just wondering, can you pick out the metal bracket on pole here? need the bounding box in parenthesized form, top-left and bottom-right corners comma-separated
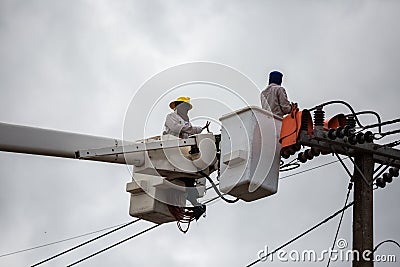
(298, 130, 400, 168)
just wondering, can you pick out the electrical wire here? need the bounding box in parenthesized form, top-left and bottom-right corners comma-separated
(335, 147, 384, 183)
(16, 157, 375, 265)
(279, 162, 301, 172)
(33, 161, 355, 266)
(64, 195, 221, 266)
(167, 185, 204, 234)
(9, 182, 219, 263)
(65, 123, 398, 266)
(349, 111, 382, 133)
(246, 143, 395, 267)
(375, 129, 400, 140)
(281, 157, 297, 167)
(207, 158, 351, 203)
(31, 219, 141, 267)
(2, 183, 219, 260)
(66, 224, 161, 267)
(374, 163, 385, 176)
(280, 158, 301, 172)
(332, 151, 353, 180)
(373, 239, 400, 253)
(0, 222, 130, 259)
(384, 139, 400, 148)
(13, 101, 393, 265)
(324, 153, 354, 267)
(373, 163, 392, 182)
(203, 195, 220, 205)
(326, 181, 353, 267)
(279, 158, 345, 180)
(342, 149, 372, 186)
(206, 182, 219, 191)
(167, 205, 195, 233)
(308, 101, 394, 138)
(22, 159, 355, 265)
(245, 201, 354, 267)
(308, 100, 364, 128)
(199, 170, 240, 203)
(363, 118, 400, 131)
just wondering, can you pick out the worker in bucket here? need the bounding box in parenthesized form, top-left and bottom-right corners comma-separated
(260, 71, 295, 117)
(164, 96, 210, 138)
(164, 96, 209, 218)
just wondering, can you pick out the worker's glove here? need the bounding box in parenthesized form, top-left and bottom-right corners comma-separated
(290, 102, 298, 118)
(202, 121, 211, 133)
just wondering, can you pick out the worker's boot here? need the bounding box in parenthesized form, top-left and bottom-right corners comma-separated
(192, 205, 206, 220)
(182, 178, 206, 220)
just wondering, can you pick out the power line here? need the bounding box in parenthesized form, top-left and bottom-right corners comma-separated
(204, 160, 342, 202)
(0, 222, 130, 259)
(15, 158, 358, 266)
(16, 158, 349, 265)
(33, 193, 221, 266)
(12, 160, 343, 261)
(64, 192, 225, 266)
(384, 139, 400, 147)
(363, 118, 400, 131)
(13, 157, 333, 259)
(16, 161, 335, 261)
(202, 163, 346, 206)
(2, 181, 218, 261)
(4, 184, 219, 263)
(326, 181, 353, 267)
(377, 129, 400, 138)
(245, 201, 354, 267)
(66, 224, 161, 267)
(373, 163, 392, 181)
(203, 195, 220, 205)
(31, 219, 141, 267)
(279, 158, 343, 180)
(373, 239, 400, 253)
(333, 151, 353, 179)
(351, 110, 382, 133)
(308, 100, 364, 128)
(200, 170, 239, 203)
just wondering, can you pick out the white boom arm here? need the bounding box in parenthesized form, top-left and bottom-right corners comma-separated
(0, 122, 134, 164)
(0, 106, 282, 225)
(0, 121, 218, 225)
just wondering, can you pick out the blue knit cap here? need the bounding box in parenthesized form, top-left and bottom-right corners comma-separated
(269, 71, 283, 85)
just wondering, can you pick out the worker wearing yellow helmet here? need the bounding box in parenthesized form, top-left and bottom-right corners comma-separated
(163, 96, 209, 217)
(164, 96, 210, 139)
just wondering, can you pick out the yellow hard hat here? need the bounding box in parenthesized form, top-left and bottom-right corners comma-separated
(169, 96, 193, 110)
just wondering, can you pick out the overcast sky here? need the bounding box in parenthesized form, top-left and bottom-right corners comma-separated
(1, 1, 399, 266)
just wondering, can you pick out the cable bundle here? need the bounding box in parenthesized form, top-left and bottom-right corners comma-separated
(167, 205, 196, 233)
(165, 188, 197, 233)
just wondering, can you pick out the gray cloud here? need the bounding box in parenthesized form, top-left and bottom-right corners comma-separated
(0, 1, 399, 266)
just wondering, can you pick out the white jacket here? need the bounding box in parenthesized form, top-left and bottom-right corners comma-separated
(260, 83, 292, 117)
(164, 111, 202, 139)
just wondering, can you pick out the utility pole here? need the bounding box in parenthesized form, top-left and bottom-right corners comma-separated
(291, 109, 400, 267)
(352, 153, 374, 267)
